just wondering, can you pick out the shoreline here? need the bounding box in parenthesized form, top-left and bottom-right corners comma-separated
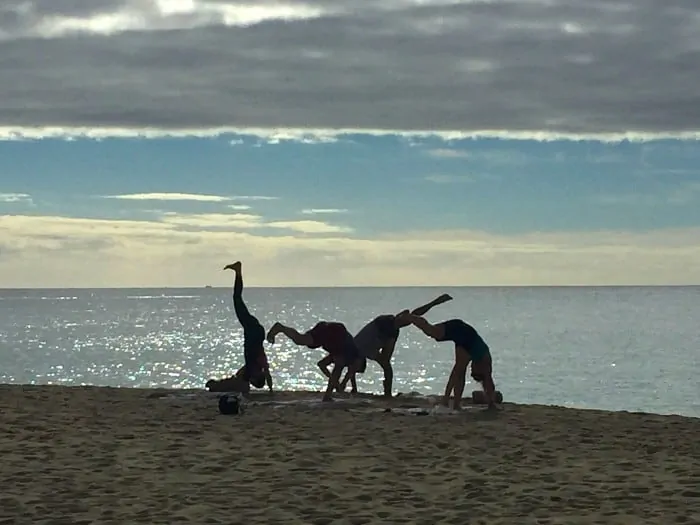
(3, 383, 698, 420)
(2, 384, 700, 523)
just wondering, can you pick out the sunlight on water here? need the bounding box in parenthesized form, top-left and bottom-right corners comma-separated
(1, 287, 699, 416)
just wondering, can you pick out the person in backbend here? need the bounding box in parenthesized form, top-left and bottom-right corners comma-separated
(332, 293, 455, 397)
(205, 261, 272, 394)
(407, 314, 498, 411)
(265, 319, 362, 402)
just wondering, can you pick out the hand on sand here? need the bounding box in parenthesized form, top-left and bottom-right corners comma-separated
(223, 261, 242, 271)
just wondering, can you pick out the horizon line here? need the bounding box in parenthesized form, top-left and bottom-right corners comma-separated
(1, 284, 699, 291)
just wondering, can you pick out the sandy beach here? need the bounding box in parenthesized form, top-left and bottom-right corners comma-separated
(1, 385, 699, 525)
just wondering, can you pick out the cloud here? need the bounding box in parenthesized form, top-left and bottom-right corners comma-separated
(425, 149, 471, 159)
(101, 192, 278, 202)
(2, 0, 700, 143)
(1, 213, 700, 287)
(159, 211, 352, 234)
(160, 212, 264, 229)
(424, 174, 475, 184)
(103, 192, 232, 202)
(593, 181, 700, 206)
(267, 220, 351, 234)
(0, 193, 33, 204)
(301, 208, 348, 215)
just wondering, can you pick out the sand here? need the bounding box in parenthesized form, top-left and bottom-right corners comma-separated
(1, 385, 699, 525)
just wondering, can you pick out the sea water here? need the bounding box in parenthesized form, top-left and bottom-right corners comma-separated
(1, 286, 698, 417)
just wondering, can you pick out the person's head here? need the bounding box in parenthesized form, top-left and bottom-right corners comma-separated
(250, 374, 266, 389)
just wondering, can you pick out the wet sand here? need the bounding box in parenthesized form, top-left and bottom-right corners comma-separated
(1, 384, 699, 524)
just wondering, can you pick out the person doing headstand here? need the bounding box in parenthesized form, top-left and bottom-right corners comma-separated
(205, 261, 273, 393)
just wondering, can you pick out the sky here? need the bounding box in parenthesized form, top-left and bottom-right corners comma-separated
(1, 0, 700, 287)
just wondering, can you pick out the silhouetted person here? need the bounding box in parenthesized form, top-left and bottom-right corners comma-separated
(206, 261, 272, 393)
(335, 293, 454, 396)
(408, 315, 498, 410)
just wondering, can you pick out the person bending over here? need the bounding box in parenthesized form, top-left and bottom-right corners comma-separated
(206, 261, 272, 393)
(334, 293, 454, 397)
(266, 320, 361, 402)
(408, 315, 498, 411)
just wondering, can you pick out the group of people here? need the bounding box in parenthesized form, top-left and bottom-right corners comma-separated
(205, 261, 499, 410)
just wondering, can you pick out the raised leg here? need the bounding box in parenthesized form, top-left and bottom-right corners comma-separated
(225, 261, 262, 331)
(411, 293, 453, 316)
(267, 322, 314, 346)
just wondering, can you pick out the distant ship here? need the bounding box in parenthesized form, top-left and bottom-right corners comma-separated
(205, 285, 213, 289)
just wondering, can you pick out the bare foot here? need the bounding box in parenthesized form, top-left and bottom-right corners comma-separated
(266, 323, 281, 344)
(437, 293, 453, 303)
(322, 395, 334, 403)
(224, 261, 242, 271)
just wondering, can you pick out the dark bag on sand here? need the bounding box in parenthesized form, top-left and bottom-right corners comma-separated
(218, 394, 244, 415)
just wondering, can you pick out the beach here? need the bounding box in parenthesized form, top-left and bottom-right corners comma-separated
(1, 385, 699, 524)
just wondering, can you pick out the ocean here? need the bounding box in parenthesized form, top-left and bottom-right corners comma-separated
(1, 286, 698, 418)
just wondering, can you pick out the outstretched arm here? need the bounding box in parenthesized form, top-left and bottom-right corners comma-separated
(481, 374, 497, 408)
(323, 363, 344, 402)
(338, 369, 358, 393)
(317, 354, 333, 379)
(265, 369, 274, 393)
(408, 314, 446, 340)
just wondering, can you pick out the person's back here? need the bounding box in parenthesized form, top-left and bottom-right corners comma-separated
(354, 315, 399, 360)
(441, 319, 488, 357)
(308, 321, 354, 353)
